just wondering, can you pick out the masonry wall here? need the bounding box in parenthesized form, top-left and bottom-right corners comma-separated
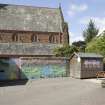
(0, 58, 20, 80)
(0, 31, 63, 44)
(0, 57, 69, 80)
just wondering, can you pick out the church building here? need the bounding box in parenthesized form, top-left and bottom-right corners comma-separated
(0, 4, 69, 56)
(0, 4, 70, 80)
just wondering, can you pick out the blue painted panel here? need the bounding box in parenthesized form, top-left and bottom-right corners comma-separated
(0, 71, 7, 80)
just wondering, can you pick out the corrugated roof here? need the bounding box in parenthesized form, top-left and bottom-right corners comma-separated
(0, 4, 63, 32)
(0, 43, 63, 56)
(75, 52, 103, 58)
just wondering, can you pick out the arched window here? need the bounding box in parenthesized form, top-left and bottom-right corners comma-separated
(12, 33, 18, 42)
(49, 35, 54, 43)
(31, 35, 37, 42)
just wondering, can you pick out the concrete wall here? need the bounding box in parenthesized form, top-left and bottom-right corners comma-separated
(0, 57, 69, 80)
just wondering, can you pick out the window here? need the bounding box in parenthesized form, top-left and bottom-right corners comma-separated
(49, 35, 54, 43)
(0, 35, 2, 40)
(31, 35, 37, 42)
(12, 33, 18, 42)
(55, 36, 58, 43)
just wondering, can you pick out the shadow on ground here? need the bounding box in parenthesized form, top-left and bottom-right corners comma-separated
(0, 79, 28, 87)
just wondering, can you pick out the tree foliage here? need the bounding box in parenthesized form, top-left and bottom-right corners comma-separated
(86, 32, 105, 56)
(83, 19, 99, 43)
(72, 40, 86, 52)
(54, 44, 78, 57)
(0, 4, 8, 10)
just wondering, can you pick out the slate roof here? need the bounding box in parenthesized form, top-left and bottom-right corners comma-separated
(0, 4, 63, 32)
(0, 43, 62, 56)
(75, 52, 103, 58)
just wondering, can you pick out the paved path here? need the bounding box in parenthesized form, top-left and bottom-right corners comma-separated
(0, 78, 105, 105)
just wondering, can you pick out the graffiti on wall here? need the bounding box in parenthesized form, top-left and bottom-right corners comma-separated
(21, 58, 67, 79)
(21, 64, 66, 79)
(0, 58, 20, 80)
(0, 57, 67, 80)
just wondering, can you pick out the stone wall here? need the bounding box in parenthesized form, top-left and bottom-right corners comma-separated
(0, 57, 70, 80)
(20, 57, 69, 79)
(0, 31, 63, 44)
(0, 43, 63, 56)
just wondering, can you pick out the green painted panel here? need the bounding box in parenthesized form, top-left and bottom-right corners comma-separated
(0, 58, 20, 80)
(21, 63, 66, 79)
(0, 58, 68, 80)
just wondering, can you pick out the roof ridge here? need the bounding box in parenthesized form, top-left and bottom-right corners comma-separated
(0, 3, 59, 10)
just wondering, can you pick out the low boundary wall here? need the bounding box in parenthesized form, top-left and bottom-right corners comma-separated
(0, 57, 70, 80)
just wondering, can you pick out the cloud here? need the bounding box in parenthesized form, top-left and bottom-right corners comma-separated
(80, 17, 105, 34)
(67, 4, 88, 17)
(71, 4, 88, 12)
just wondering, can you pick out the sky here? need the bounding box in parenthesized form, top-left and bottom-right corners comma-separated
(0, 0, 105, 44)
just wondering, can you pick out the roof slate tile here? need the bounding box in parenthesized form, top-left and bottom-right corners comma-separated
(0, 4, 63, 32)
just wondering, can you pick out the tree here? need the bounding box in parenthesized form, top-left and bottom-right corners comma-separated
(0, 4, 8, 10)
(86, 31, 105, 56)
(54, 44, 78, 57)
(72, 40, 86, 52)
(83, 19, 99, 43)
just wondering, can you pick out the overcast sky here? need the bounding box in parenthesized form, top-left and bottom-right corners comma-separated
(0, 0, 105, 43)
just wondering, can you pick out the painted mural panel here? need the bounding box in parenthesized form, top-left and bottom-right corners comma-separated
(0, 58, 20, 80)
(20, 58, 67, 79)
(0, 57, 68, 80)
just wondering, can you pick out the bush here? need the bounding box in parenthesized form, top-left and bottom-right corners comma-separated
(54, 44, 78, 57)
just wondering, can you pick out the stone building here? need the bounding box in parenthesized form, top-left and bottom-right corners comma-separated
(0, 4, 70, 80)
(0, 4, 69, 56)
